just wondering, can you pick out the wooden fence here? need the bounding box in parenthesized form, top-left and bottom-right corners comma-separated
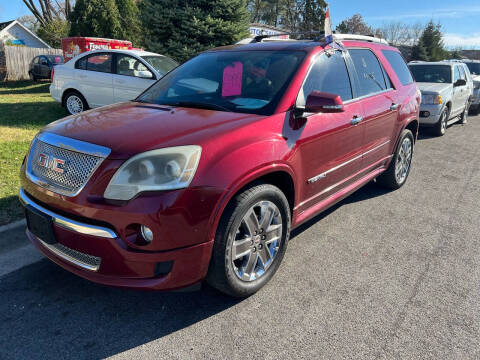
(0, 45, 62, 81)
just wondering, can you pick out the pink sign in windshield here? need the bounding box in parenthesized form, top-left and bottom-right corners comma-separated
(222, 62, 243, 97)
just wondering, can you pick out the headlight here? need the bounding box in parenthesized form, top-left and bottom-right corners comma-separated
(421, 94, 442, 105)
(104, 145, 202, 200)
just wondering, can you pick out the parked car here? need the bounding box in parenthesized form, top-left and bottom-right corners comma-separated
(29, 55, 64, 81)
(20, 35, 420, 297)
(50, 49, 178, 115)
(460, 59, 480, 115)
(408, 61, 471, 136)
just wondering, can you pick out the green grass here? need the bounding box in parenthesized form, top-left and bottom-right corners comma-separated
(0, 81, 67, 225)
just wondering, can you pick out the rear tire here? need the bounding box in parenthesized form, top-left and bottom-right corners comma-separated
(469, 105, 479, 116)
(206, 183, 291, 297)
(376, 129, 414, 190)
(63, 91, 88, 115)
(459, 101, 469, 124)
(433, 108, 448, 136)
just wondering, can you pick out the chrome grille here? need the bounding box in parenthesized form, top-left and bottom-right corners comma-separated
(26, 133, 110, 197)
(40, 239, 101, 271)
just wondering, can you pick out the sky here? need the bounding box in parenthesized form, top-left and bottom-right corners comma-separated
(1, 0, 480, 48)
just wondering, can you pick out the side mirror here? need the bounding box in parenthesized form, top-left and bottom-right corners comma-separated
(137, 70, 153, 79)
(305, 91, 344, 113)
(454, 79, 467, 87)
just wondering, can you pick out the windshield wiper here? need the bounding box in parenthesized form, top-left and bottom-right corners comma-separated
(167, 101, 230, 112)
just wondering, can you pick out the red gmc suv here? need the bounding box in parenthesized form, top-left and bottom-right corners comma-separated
(20, 35, 420, 297)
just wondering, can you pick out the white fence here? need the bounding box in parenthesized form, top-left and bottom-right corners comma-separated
(0, 45, 62, 81)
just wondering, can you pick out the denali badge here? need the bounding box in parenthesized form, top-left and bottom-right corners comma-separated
(37, 153, 66, 174)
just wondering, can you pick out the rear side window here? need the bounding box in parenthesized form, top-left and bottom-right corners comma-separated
(349, 49, 387, 97)
(87, 54, 112, 73)
(382, 50, 413, 86)
(298, 51, 353, 106)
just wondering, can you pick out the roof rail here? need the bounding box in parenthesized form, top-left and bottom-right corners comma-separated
(236, 32, 389, 45)
(333, 34, 388, 45)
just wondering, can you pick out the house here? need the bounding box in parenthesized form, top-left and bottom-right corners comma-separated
(0, 20, 50, 48)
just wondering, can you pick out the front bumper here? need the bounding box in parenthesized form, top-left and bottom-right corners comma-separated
(19, 187, 215, 291)
(419, 104, 443, 125)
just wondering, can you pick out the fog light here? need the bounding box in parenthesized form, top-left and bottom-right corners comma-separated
(141, 225, 154, 243)
(420, 111, 430, 118)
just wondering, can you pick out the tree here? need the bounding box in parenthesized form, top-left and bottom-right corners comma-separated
(410, 40, 429, 61)
(336, 14, 375, 36)
(21, 0, 72, 47)
(141, 0, 250, 63)
(114, 0, 142, 45)
(419, 21, 448, 61)
(17, 15, 40, 32)
(298, 0, 326, 33)
(70, 0, 122, 39)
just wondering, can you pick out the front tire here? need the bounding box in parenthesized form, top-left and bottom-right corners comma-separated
(433, 108, 448, 136)
(64, 91, 88, 115)
(207, 184, 291, 297)
(29, 71, 36, 82)
(376, 129, 414, 190)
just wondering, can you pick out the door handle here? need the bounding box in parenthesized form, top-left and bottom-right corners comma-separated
(350, 116, 363, 125)
(390, 103, 400, 111)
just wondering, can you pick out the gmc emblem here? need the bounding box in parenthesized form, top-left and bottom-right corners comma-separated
(37, 153, 66, 174)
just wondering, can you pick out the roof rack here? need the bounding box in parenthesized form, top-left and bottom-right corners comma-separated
(239, 32, 388, 45)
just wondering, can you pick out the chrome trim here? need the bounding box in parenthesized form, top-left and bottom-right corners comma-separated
(350, 116, 363, 125)
(26, 133, 111, 197)
(19, 187, 117, 239)
(37, 132, 111, 158)
(38, 238, 100, 271)
(307, 140, 391, 183)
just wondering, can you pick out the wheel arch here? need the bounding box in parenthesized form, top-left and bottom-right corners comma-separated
(61, 88, 89, 108)
(207, 165, 297, 242)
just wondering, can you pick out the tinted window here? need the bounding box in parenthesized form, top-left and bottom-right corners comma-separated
(87, 54, 112, 73)
(116, 54, 152, 78)
(76, 56, 87, 70)
(382, 50, 413, 86)
(136, 50, 306, 116)
(465, 62, 480, 75)
(349, 49, 387, 96)
(45, 55, 64, 64)
(409, 65, 452, 83)
(298, 51, 352, 106)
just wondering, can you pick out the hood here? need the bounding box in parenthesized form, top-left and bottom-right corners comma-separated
(43, 102, 265, 159)
(417, 82, 452, 94)
(471, 74, 480, 83)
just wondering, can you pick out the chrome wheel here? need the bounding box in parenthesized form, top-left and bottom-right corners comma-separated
(66, 94, 84, 114)
(440, 111, 447, 134)
(231, 201, 283, 282)
(395, 137, 412, 184)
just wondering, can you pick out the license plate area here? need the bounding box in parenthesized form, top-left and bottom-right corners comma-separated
(25, 205, 56, 245)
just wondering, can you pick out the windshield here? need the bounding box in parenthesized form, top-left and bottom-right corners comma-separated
(465, 62, 480, 75)
(46, 55, 64, 64)
(136, 50, 306, 115)
(141, 56, 178, 77)
(409, 65, 452, 83)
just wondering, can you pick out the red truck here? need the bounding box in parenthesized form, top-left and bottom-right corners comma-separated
(62, 37, 133, 62)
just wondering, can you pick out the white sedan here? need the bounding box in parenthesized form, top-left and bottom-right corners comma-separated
(50, 49, 178, 115)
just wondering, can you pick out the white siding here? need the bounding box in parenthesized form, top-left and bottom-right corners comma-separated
(0, 24, 48, 48)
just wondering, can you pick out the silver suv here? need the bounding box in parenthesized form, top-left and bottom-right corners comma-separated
(408, 61, 471, 136)
(459, 60, 480, 115)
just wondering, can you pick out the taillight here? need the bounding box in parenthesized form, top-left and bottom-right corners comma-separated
(50, 67, 55, 82)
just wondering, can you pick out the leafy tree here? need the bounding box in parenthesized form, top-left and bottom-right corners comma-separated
(298, 0, 326, 33)
(115, 0, 142, 45)
(336, 14, 375, 36)
(37, 18, 70, 48)
(141, 0, 250, 62)
(418, 21, 448, 61)
(70, 0, 122, 39)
